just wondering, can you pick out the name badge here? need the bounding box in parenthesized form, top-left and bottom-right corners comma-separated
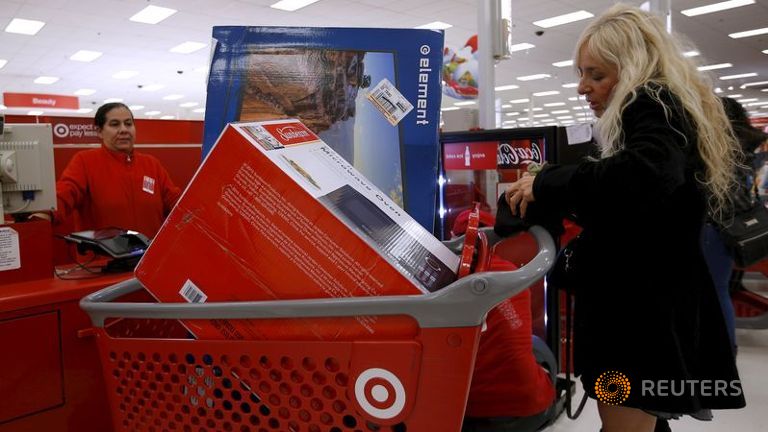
(143, 176, 156, 194)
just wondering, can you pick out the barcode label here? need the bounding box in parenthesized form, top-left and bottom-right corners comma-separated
(366, 78, 413, 126)
(179, 280, 208, 303)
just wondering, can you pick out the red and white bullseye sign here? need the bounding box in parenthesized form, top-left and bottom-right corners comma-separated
(354, 368, 406, 420)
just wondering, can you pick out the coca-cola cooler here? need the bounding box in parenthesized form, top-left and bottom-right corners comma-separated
(436, 126, 570, 362)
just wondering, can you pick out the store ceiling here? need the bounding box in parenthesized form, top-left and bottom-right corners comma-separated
(0, 0, 767, 126)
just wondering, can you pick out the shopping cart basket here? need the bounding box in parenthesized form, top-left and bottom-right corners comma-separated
(80, 226, 554, 432)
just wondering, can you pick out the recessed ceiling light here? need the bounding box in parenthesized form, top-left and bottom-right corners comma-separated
(562, 83, 578, 88)
(553, 60, 573, 68)
(698, 63, 732, 71)
(104, 98, 123, 103)
(74, 88, 96, 96)
(70, 50, 102, 62)
(28, 110, 44, 115)
(160, 115, 176, 120)
(681, 0, 755, 17)
(510, 98, 530, 104)
(729, 27, 768, 39)
(533, 10, 594, 28)
(517, 74, 550, 81)
(551, 110, 570, 114)
(495, 85, 520, 91)
(0, 59, 6, 69)
(144, 110, 161, 115)
(34, 76, 59, 84)
(715, 87, 723, 93)
(5, 18, 45, 35)
(440, 107, 460, 111)
(113, 70, 139, 79)
(129, 5, 177, 24)
(271, 0, 321, 12)
(180, 102, 199, 108)
(141, 84, 165, 92)
(683, 51, 700, 57)
(162, 94, 184, 100)
(544, 102, 566, 107)
(509, 43, 535, 52)
(193, 108, 206, 113)
(129, 105, 145, 111)
(719, 72, 758, 80)
(77, 108, 93, 114)
(454, 101, 476, 106)
(415, 21, 453, 30)
(170, 42, 207, 54)
(533, 90, 560, 97)
(740, 81, 768, 88)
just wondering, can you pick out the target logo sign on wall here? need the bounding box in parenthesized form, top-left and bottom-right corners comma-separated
(53, 123, 70, 138)
(354, 368, 406, 420)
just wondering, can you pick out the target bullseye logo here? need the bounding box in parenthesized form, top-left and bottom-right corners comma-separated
(354, 368, 406, 419)
(53, 123, 70, 138)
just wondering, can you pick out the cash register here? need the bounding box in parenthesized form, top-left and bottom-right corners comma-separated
(63, 227, 150, 272)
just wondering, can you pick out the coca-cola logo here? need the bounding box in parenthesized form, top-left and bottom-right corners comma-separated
(497, 142, 542, 167)
(275, 126, 311, 142)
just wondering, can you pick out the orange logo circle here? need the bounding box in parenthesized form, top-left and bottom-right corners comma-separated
(594, 371, 631, 405)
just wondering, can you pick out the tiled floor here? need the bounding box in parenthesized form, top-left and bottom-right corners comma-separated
(543, 273, 768, 432)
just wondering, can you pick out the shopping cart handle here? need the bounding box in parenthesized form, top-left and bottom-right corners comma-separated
(81, 226, 555, 329)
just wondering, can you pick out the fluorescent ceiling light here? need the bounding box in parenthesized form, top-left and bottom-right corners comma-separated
(76, 108, 93, 114)
(271, 0, 321, 12)
(415, 21, 453, 30)
(129, 105, 145, 111)
(193, 108, 206, 113)
(683, 51, 700, 57)
(681, 0, 754, 17)
(719, 72, 758, 80)
(573, 105, 585, 109)
(698, 63, 732, 71)
(144, 110, 161, 115)
(160, 115, 176, 120)
(533, 114, 550, 118)
(129, 5, 177, 24)
(180, 102, 199, 108)
(5, 18, 46, 35)
(70, 50, 102, 62)
(726, 94, 743, 98)
(141, 84, 165, 92)
(551, 110, 570, 114)
(763, 89, 768, 92)
(553, 60, 573, 68)
(533, 90, 560, 97)
(440, 107, 460, 111)
(524, 108, 543, 112)
(747, 101, 768, 106)
(517, 74, 551, 81)
(715, 87, 723, 93)
(162, 94, 184, 100)
(103, 98, 123, 103)
(509, 43, 535, 52)
(729, 27, 768, 39)
(740, 81, 768, 88)
(562, 83, 578, 88)
(113, 70, 139, 79)
(501, 104, 512, 108)
(510, 98, 530, 103)
(74, 88, 96, 96)
(495, 85, 520, 91)
(764, 50, 768, 54)
(0, 59, 6, 69)
(28, 110, 44, 115)
(505, 112, 520, 116)
(170, 42, 207, 54)
(533, 10, 594, 28)
(518, 117, 529, 121)
(737, 98, 758, 103)
(557, 116, 573, 120)
(34, 76, 59, 84)
(454, 101, 476, 106)
(568, 97, 579, 101)
(544, 102, 566, 107)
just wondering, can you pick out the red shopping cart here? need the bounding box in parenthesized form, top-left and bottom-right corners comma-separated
(80, 226, 554, 432)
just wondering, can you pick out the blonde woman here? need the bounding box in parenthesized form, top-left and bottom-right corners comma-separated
(502, 4, 745, 432)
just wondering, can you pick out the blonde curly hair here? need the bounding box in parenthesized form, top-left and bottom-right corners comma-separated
(575, 3, 740, 219)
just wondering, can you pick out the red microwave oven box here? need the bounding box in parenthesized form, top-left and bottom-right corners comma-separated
(135, 119, 459, 340)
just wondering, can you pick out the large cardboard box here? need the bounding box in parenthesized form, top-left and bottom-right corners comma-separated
(135, 119, 459, 341)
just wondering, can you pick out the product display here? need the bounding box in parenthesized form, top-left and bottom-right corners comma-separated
(135, 119, 459, 341)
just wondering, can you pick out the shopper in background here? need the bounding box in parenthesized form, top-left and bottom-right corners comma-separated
(500, 4, 745, 432)
(50, 103, 181, 238)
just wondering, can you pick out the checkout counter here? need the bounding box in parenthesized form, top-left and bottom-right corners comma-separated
(0, 220, 131, 431)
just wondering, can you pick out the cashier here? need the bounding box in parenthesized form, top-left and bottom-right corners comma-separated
(41, 103, 181, 238)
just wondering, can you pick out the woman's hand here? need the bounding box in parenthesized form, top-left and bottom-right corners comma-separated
(505, 173, 536, 218)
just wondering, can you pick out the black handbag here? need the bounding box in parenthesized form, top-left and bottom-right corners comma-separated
(719, 203, 768, 268)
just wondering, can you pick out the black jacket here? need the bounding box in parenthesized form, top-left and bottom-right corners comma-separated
(498, 88, 745, 413)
